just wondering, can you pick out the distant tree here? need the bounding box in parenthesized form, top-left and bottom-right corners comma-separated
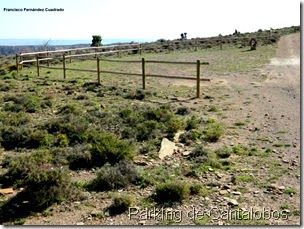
(91, 35, 102, 47)
(181, 33, 184, 40)
(184, 33, 187, 39)
(38, 39, 51, 51)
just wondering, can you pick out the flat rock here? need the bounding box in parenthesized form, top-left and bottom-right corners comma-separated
(158, 138, 178, 160)
(228, 198, 239, 206)
(0, 188, 14, 195)
(232, 191, 242, 195)
(219, 190, 228, 195)
(182, 151, 191, 156)
(173, 131, 185, 143)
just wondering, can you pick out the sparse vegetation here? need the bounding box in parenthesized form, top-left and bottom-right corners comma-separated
(153, 181, 190, 205)
(0, 27, 300, 225)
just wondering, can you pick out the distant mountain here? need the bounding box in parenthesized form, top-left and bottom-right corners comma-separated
(0, 38, 155, 55)
(0, 44, 90, 55)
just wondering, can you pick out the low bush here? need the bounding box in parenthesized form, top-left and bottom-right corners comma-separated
(0, 111, 32, 126)
(203, 121, 224, 142)
(67, 145, 92, 170)
(153, 181, 190, 205)
(108, 195, 133, 215)
(44, 115, 89, 145)
(175, 106, 191, 116)
(135, 120, 160, 141)
(90, 160, 140, 191)
(88, 131, 135, 166)
(215, 146, 232, 158)
(2, 94, 45, 113)
(24, 168, 75, 209)
(57, 103, 82, 115)
(0, 126, 52, 150)
(165, 117, 185, 139)
(185, 116, 201, 130)
(124, 89, 148, 100)
(188, 146, 210, 163)
(179, 130, 202, 145)
(2, 150, 79, 210)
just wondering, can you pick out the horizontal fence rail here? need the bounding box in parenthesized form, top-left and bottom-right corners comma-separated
(17, 45, 211, 98)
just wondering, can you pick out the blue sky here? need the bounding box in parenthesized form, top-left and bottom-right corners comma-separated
(0, 0, 300, 40)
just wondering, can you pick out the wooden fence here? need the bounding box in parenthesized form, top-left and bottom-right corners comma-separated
(19, 50, 210, 98)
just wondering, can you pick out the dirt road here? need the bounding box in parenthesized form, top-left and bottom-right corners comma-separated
(216, 32, 301, 224)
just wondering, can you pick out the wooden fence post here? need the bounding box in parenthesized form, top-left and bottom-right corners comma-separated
(196, 60, 201, 98)
(19, 54, 23, 70)
(63, 54, 66, 79)
(16, 54, 19, 74)
(139, 44, 142, 55)
(142, 58, 146, 90)
(97, 57, 100, 84)
(47, 52, 50, 67)
(36, 55, 40, 77)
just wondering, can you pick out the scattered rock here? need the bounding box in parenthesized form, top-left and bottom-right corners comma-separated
(134, 160, 148, 166)
(173, 131, 185, 143)
(291, 160, 297, 166)
(223, 185, 231, 190)
(90, 211, 101, 217)
(282, 159, 289, 163)
(219, 190, 228, 195)
(158, 138, 178, 160)
(232, 191, 242, 195)
(253, 191, 260, 194)
(208, 167, 214, 172)
(139, 221, 146, 225)
(278, 186, 286, 190)
(228, 198, 239, 206)
(76, 222, 85, 225)
(0, 188, 14, 195)
(215, 173, 224, 179)
(176, 143, 185, 148)
(182, 151, 191, 156)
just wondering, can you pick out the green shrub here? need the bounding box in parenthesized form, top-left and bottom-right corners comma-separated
(136, 120, 160, 141)
(203, 121, 224, 142)
(165, 117, 185, 138)
(2, 94, 42, 113)
(2, 150, 79, 210)
(180, 130, 202, 145)
(153, 181, 190, 205)
(67, 145, 92, 170)
(108, 195, 133, 215)
(176, 106, 191, 116)
(44, 115, 89, 145)
(24, 168, 75, 209)
(87, 132, 135, 166)
(185, 116, 200, 130)
(57, 103, 82, 115)
(90, 160, 140, 191)
(189, 183, 203, 195)
(0, 127, 52, 150)
(215, 146, 232, 158)
(0, 111, 31, 126)
(188, 146, 210, 163)
(125, 89, 146, 100)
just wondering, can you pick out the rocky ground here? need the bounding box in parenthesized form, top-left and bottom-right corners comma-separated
(0, 33, 300, 226)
